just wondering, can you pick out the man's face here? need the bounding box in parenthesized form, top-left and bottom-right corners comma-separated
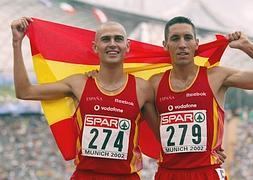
(93, 24, 129, 65)
(163, 23, 199, 66)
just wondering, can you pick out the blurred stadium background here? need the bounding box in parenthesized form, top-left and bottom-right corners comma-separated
(1, 0, 253, 179)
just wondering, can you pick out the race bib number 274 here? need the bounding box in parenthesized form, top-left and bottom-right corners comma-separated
(160, 110, 207, 154)
(82, 114, 131, 160)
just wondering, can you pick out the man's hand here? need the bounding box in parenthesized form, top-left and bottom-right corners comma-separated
(228, 31, 251, 50)
(84, 69, 99, 78)
(11, 17, 33, 43)
(215, 148, 227, 163)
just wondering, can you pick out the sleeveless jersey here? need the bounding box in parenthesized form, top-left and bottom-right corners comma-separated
(156, 67, 224, 169)
(75, 74, 142, 174)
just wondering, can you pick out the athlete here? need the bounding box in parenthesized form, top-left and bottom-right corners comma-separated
(149, 16, 253, 180)
(11, 17, 159, 179)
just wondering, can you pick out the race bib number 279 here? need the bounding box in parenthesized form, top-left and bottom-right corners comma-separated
(82, 114, 131, 160)
(160, 110, 207, 154)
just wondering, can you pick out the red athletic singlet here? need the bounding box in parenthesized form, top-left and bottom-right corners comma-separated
(74, 74, 142, 175)
(156, 67, 225, 169)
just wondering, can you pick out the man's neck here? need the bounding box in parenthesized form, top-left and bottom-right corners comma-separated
(98, 64, 125, 85)
(96, 66, 127, 93)
(169, 63, 199, 91)
(171, 63, 198, 81)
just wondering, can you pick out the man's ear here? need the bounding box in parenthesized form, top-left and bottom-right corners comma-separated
(163, 40, 168, 51)
(126, 39, 130, 53)
(195, 38, 199, 50)
(92, 41, 98, 53)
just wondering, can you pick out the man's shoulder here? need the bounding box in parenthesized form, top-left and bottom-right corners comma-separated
(63, 73, 88, 86)
(207, 66, 233, 76)
(149, 72, 164, 80)
(134, 76, 154, 103)
(133, 76, 153, 93)
(67, 73, 87, 80)
(135, 76, 149, 87)
(148, 72, 165, 88)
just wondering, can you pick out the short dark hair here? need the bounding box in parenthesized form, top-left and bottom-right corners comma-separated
(164, 16, 196, 42)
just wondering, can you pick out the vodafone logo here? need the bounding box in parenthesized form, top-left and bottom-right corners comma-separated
(168, 105, 174, 111)
(167, 103, 197, 112)
(94, 105, 100, 111)
(93, 105, 123, 113)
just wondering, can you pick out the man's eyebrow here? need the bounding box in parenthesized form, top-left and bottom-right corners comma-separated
(101, 35, 124, 37)
(115, 35, 124, 38)
(99, 35, 110, 41)
(100, 35, 125, 39)
(169, 34, 179, 38)
(185, 33, 194, 36)
(100, 35, 110, 38)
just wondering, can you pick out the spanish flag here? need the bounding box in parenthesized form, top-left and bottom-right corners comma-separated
(26, 18, 228, 160)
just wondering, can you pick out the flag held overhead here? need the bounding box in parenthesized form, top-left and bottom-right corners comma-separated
(26, 18, 228, 160)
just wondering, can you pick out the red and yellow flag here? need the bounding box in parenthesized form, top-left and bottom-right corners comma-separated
(26, 18, 228, 160)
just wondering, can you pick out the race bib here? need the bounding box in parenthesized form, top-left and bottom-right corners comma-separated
(82, 114, 131, 160)
(160, 110, 207, 154)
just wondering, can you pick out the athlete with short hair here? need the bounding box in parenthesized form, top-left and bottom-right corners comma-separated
(11, 17, 159, 179)
(150, 16, 253, 180)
